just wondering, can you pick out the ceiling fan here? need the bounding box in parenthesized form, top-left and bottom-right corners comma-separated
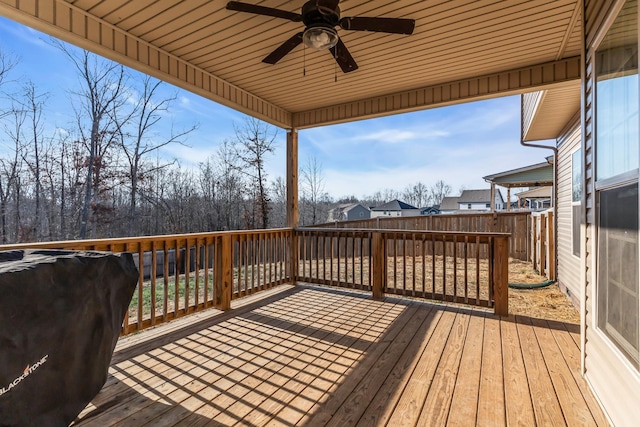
(226, 0, 416, 73)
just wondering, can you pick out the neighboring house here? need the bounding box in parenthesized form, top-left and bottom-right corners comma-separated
(483, 161, 555, 211)
(516, 186, 552, 211)
(370, 199, 421, 218)
(439, 189, 505, 214)
(326, 203, 370, 222)
(520, 1, 640, 423)
(420, 206, 440, 215)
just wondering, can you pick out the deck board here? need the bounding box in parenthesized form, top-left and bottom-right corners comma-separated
(477, 314, 506, 426)
(73, 285, 609, 427)
(447, 309, 485, 426)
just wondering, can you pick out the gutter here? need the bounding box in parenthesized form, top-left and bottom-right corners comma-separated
(520, 94, 559, 284)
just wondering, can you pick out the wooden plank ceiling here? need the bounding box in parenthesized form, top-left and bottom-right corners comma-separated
(0, 0, 582, 129)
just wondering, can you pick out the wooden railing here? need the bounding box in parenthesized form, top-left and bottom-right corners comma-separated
(0, 225, 509, 338)
(316, 211, 530, 261)
(0, 229, 293, 335)
(294, 228, 510, 315)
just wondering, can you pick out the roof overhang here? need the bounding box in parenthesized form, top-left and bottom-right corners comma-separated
(483, 162, 554, 188)
(521, 81, 581, 141)
(516, 186, 553, 199)
(0, 0, 583, 129)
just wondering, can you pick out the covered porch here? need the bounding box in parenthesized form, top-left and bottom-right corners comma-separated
(0, 0, 610, 425)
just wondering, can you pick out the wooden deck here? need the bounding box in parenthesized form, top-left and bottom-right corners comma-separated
(73, 285, 608, 426)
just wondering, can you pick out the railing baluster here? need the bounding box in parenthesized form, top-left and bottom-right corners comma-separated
(351, 234, 356, 289)
(412, 233, 416, 296)
(204, 240, 210, 308)
(195, 240, 200, 310)
(163, 242, 169, 322)
(185, 239, 191, 313)
(174, 238, 180, 318)
(151, 241, 157, 325)
(476, 235, 481, 306)
(453, 235, 457, 300)
(464, 235, 469, 305)
(137, 244, 144, 329)
(421, 235, 426, 297)
(442, 235, 447, 301)
(431, 233, 436, 301)
(330, 232, 335, 286)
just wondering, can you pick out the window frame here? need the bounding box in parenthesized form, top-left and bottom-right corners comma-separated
(592, 0, 640, 370)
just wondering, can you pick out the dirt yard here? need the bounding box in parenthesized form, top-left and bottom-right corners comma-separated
(508, 258, 580, 323)
(299, 256, 581, 324)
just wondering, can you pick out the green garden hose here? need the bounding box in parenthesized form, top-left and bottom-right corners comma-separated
(508, 280, 555, 289)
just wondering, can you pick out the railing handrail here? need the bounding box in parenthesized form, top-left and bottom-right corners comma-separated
(0, 228, 295, 251)
(296, 227, 511, 241)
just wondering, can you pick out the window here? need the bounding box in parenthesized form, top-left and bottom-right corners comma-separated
(486, 203, 491, 208)
(467, 203, 472, 209)
(573, 149, 582, 257)
(598, 184, 638, 366)
(595, 0, 639, 369)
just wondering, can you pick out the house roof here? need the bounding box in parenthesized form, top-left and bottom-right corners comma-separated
(0, 1, 582, 130)
(459, 189, 501, 203)
(517, 186, 553, 199)
(371, 199, 418, 211)
(483, 162, 554, 188)
(335, 203, 368, 212)
(439, 197, 460, 211)
(440, 189, 503, 210)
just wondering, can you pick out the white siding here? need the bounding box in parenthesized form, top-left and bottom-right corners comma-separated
(457, 202, 491, 211)
(556, 121, 581, 307)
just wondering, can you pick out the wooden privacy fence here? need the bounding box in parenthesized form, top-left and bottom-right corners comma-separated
(316, 211, 530, 261)
(0, 229, 293, 335)
(531, 209, 556, 280)
(294, 228, 510, 315)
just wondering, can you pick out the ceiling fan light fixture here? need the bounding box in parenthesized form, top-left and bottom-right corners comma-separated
(303, 26, 338, 50)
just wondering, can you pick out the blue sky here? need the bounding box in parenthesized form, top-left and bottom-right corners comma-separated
(0, 16, 552, 200)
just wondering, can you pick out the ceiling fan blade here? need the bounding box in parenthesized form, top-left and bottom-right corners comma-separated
(329, 38, 358, 73)
(263, 32, 304, 64)
(339, 16, 415, 34)
(226, 1, 302, 22)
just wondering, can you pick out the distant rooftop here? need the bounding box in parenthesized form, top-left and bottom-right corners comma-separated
(371, 199, 419, 211)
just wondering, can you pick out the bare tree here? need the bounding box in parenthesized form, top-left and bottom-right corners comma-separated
(430, 179, 452, 206)
(0, 102, 25, 242)
(269, 176, 287, 228)
(300, 156, 327, 225)
(233, 118, 277, 229)
(17, 82, 49, 240)
(216, 140, 246, 230)
(402, 181, 431, 208)
(115, 75, 197, 236)
(55, 42, 127, 238)
(0, 49, 17, 119)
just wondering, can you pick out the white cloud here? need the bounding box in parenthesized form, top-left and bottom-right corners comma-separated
(353, 129, 418, 144)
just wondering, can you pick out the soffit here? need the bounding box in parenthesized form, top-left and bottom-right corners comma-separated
(0, 0, 583, 129)
(522, 81, 582, 141)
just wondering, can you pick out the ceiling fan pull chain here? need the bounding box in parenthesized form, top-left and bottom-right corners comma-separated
(303, 45, 307, 76)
